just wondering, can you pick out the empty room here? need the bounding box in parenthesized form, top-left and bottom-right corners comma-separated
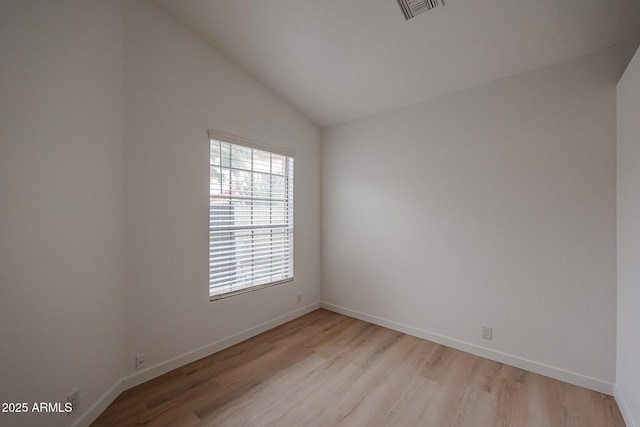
(2, 0, 640, 426)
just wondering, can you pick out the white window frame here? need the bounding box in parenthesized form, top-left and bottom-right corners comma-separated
(208, 130, 294, 301)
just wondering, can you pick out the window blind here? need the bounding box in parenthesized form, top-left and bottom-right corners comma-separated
(209, 133, 294, 300)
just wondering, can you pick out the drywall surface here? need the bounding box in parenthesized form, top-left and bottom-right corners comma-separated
(323, 48, 626, 389)
(617, 45, 640, 427)
(122, 0, 321, 379)
(0, 1, 126, 426)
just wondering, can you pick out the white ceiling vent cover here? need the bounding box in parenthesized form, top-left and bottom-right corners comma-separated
(398, 0, 445, 20)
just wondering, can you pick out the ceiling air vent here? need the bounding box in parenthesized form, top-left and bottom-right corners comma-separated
(398, 0, 445, 20)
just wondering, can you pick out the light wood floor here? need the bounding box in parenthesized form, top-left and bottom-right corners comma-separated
(92, 309, 624, 427)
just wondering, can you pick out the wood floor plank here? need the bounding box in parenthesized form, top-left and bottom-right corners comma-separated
(264, 362, 366, 427)
(92, 309, 625, 427)
(383, 375, 440, 426)
(198, 353, 329, 426)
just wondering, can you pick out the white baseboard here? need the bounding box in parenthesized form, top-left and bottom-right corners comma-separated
(74, 302, 320, 427)
(321, 302, 614, 395)
(121, 302, 321, 390)
(615, 384, 637, 427)
(71, 379, 122, 427)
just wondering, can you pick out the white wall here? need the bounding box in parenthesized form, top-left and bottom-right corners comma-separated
(0, 1, 126, 426)
(122, 0, 321, 380)
(616, 46, 640, 427)
(322, 47, 629, 392)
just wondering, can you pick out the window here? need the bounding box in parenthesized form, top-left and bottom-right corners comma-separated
(208, 131, 294, 300)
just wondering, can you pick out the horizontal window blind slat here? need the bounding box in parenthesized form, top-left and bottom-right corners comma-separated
(209, 241, 292, 253)
(208, 163, 289, 177)
(210, 196, 290, 203)
(209, 272, 291, 290)
(210, 247, 292, 262)
(210, 277, 292, 296)
(209, 240, 292, 253)
(209, 224, 291, 234)
(209, 248, 292, 266)
(210, 272, 292, 291)
(209, 259, 292, 280)
(209, 263, 292, 284)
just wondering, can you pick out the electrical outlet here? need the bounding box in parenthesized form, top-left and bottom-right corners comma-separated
(67, 389, 79, 413)
(297, 294, 302, 304)
(135, 353, 146, 370)
(482, 326, 493, 341)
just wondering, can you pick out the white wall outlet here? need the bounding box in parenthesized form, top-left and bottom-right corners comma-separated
(135, 353, 146, 370)
(297, 294, 302, 304)
(482, 326, 493, 341)
(67, 389, 79, 413)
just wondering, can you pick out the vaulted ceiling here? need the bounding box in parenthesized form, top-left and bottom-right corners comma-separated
(152, 0, 640, 127)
